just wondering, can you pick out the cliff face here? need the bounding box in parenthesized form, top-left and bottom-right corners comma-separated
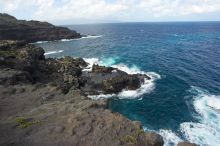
(0, 13, 81, 42)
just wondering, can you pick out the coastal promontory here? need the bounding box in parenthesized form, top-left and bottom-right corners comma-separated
(0, 13, 81, 42)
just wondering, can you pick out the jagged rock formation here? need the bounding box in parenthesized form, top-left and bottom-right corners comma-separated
(0, 40, 150, 95)
(0, 40, 165, 146)
(0, 13, 81, 42)
(81, 64, 148, 95)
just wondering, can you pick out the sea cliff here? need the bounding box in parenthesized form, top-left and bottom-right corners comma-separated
(0, 13, 81, 42)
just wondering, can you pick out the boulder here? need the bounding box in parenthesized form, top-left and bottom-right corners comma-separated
(102, 74, 142, 93)
(47, 57, 86, 76)
(137, 132, 164, 146)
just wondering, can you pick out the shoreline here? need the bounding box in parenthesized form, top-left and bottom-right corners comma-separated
(0, 40, 196, 146)
(0, 40, 165, 146)
(0, 13, 198, 146)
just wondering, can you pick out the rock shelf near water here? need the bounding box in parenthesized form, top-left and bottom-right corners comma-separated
(0, 40, 165, 146)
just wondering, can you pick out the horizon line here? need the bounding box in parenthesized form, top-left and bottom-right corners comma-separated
(62, 20, 220, 26)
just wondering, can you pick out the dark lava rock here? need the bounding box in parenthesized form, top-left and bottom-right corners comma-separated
(0, 13, 81, 42)
(137, 132, 164, 146)
(46, 57, 87, 93)
(102, 74, 142, 93)
(0, 68, 33, 85)
(81, 65, 148, 95)
(0, 40, 150, 95)
(177, 142, 197, 146)
(0, 40, 46, 82)
(92, 64, 115, 73)
(0, 40, 166, 146)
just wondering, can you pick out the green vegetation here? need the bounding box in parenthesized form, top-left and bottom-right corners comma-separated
(135, 128, 144, 138)
(120, 128, 145, 144)
(121, 135, 137, 144)
(15, 117, 40, 128)
(0, 50, 17, 58)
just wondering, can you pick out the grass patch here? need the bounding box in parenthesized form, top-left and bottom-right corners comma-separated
(0, 50, 17, 58)
(121, 135, 137, 144)
(15, 117, 40, 128)
(120, 128, 145, 144)
(135, 128, 144, 138)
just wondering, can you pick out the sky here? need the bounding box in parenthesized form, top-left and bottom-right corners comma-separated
(0, 0, 220, 25)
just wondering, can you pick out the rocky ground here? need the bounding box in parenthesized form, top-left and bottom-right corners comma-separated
(0, 40, 164, 146)
(0, 13, 82, 42)
(0, 40, 197, 146)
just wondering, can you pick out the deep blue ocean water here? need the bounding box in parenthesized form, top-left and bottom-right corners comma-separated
(37, 22, 220, 146)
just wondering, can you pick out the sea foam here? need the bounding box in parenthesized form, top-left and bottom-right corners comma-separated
(61, 35, 102, 42)
(84, 57, 160, 100)
(179, 87, 220, 146)
(143, 127, 182, 146)
(144, 87, 220, 146)
(158, 129, 182, 146)
(33, 35, 103, 44)
(44, 50, 64, 55)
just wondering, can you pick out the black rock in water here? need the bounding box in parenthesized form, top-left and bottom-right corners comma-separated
(0, 13, 81, 42)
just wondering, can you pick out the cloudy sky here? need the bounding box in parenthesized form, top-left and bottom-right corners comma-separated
(1, 0, 220, 24)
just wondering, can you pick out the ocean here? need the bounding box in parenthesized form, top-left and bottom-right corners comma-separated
(36, 22, 220, 146)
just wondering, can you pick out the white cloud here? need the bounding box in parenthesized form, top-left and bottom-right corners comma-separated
(137, 0, 220, 17)
(0, 0, 220, 23)
(32, 0, 129, 21)
(0, 0, 36, 12)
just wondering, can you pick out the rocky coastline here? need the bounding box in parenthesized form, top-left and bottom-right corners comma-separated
(0, 13, 82, 43)
(0, 40, 164, 146)
(0, 40, 197, 146)
(0, 14, 197, 146)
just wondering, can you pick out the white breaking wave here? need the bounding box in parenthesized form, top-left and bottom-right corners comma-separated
(83, 57, 160, 100)
(44, 50, 64, 55)
(88, 94, 116, 100)
(33, 35, 103, 44)
(60, 35, 102, 42)
(159, 129, 182, 146)
(83, 58, 100, 72)
(60, 39, 75, 42)
(32, 41, 49, 44)
(143, 127, 182, 146)
(82, 35, 103, 39)
(180, 87, 220, 146)
(143, 87, 220, 146)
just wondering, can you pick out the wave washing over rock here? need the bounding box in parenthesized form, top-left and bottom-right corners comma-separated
(0, 40, 166, 146)
(144, 87, 220, 146)
(180, 87, 220, 146)
(83, 57, 161, 100)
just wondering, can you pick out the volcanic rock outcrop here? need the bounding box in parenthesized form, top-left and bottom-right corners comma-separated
(0, 40, 165, 146)
(0, 13, 81, 42)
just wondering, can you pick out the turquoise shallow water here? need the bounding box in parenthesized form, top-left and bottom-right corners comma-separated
(37, 22, 220, 146)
